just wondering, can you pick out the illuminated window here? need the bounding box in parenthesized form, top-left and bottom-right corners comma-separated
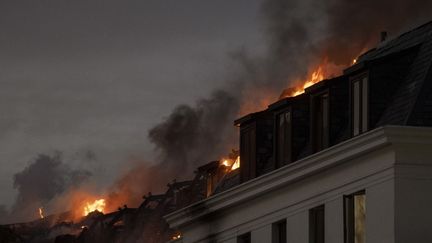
(276, 109, 292, 167)
(344, 191, 366, 243)
(309, 205, 325, 243)
(238, 232, 251, 243)
(272, 219, 287, 243)
(352, 76, 368, 136)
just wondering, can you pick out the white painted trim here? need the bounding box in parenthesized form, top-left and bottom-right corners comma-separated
(165, 126, 432, 229)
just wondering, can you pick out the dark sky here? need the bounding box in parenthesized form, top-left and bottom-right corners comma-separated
(0, 0, 264, 207)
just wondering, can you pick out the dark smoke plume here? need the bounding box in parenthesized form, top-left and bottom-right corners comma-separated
(8, 152, 92, 223)
(149, 90, 239, 173)
(147, 0, 432, 180)
(5, 0, 432, 224)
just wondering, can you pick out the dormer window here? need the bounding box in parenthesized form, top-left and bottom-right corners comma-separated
(312, 91, 330, 152)
(240, 125, 256, 182)
(352, 75, 368, 136)
(275, 109, 292, 167)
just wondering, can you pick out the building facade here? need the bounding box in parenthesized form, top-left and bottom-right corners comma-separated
(165, 22, 432, 243)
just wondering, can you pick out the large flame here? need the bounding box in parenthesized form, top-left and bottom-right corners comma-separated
(280, 64, 326, 99)
(280, 54, 366, 99)
(83, 199, 106, 216)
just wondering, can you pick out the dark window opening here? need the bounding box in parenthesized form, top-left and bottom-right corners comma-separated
(276, 110, 292, 167)
(240, 125, 256, 182)
(352, 77, 368, 136)
(238, 232, 251, 243)
(309, 205, 325, 243)
(272, 219, 287, 243)
(344, 191, 366, 243)
(313, 92, 330, 152)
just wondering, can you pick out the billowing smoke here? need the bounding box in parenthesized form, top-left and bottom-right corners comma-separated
(6, 152, 92, 223)
(149, 90, 239, 172)
(322, 0, 432, 64)
(3, 0, 432, 225)
(100, 91, 240, 210)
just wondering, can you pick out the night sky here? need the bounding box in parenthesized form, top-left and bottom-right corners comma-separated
(0, 0, 264, 207)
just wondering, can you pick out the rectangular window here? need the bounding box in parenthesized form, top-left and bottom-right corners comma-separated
(240, 125, 256, 182)
(272, 220, 287, 243)
(344, 191, 366, 243)
(238, 232, 251, 243)
(352, 77, 368, 136)
(276, 110, 291, 167)
(309, 205, 325, 243)
(313, 92, 330, 152)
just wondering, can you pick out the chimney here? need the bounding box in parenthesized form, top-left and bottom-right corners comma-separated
(381, 31, 388, 42)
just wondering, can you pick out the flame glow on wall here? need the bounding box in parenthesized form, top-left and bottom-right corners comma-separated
(83, 199, 106, 216)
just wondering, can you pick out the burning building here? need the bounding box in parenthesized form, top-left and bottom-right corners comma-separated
(3, 17, 432, 243)
(0, 155, 234, 242)
(165, 21, 432, 243)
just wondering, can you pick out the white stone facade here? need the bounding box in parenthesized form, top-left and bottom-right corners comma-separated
(165, 126, 432, 243)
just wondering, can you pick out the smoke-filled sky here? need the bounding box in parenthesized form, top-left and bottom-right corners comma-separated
(2, 0, 432, 223)
(0, 0, 264, 208)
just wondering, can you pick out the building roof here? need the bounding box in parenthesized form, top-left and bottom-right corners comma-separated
(348, 21, 432, 126)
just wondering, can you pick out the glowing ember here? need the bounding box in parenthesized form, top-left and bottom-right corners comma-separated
(221, 159, 230, 167)
(38, 207, 44, 219)
(83, 199, 106, 216)
(172, 232, 182, 240)
(353, 58, 357, 64)
(220, 156, 240, 171)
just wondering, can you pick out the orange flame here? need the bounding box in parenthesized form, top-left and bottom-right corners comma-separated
(221, 159, 230, 167)
(220, 156, 240, 171)
(172, 232, 182, 240)
(280, 64, 325, 99)
(38, 207, 44, 219)
(83, 199, 106, 216)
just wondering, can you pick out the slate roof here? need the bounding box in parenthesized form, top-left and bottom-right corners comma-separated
(355, 21, 432, 126)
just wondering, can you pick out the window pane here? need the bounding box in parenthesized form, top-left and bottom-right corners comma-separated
(283, 111, 291, 163)
(273, 220, 287, 243)
(277, 111, 291, 167)
(277, 114, 285, 166)
(361, 78, 368, 133)
(238, 232, 251, 243)
(353, 81, 360, 136)
(322, 94, 329, 149)
(354, 194, 366, 243)
(309, 205, 325, 243)
(240, 127, 255, 181)
(345, 192, 366, 243)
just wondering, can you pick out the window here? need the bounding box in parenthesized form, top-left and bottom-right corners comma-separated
(312, 92, 330, 152)
(309, 205, 325, 243)
(352, 76, 368, 136)
(344, 191, 366, 243)
(240, 125, 256, 182)
(276, 110, 292, 167)
(238, 232, 251, 243)
(272, 220, 287, 243)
